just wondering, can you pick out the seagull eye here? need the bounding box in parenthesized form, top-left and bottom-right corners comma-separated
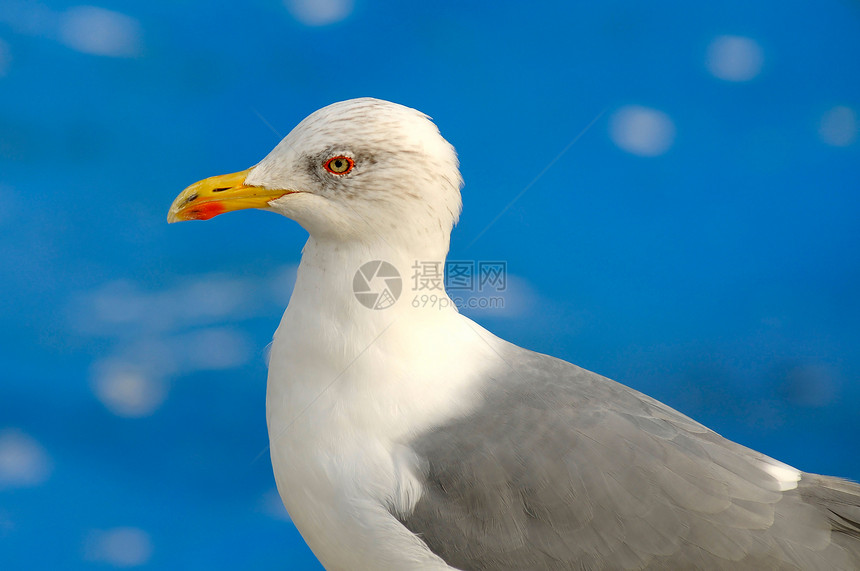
(323, 156, 354, 175)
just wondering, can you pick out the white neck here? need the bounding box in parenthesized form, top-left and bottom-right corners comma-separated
(287, 234, 454, 356)
(264, 235, 504, 569)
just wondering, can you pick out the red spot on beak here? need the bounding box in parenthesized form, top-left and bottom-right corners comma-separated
(188, 202, 227, 221)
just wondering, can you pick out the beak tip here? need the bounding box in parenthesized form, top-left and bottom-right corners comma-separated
(168, 167, 279, 225)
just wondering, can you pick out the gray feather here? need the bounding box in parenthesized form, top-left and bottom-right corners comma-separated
(395, 344, 860, 570)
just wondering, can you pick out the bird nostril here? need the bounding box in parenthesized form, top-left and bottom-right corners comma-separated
(212, 187, 230, 193)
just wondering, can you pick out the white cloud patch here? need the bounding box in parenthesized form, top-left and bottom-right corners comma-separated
(84, 527, 152, 567)
(88, 327, 252, 417)
(819, 106, 857, 147)
(0, 429, 52, 489)
(609, 105, 675, 157)
(284, 0, 353, 26)
(706, 35, 764, 82)
(68, 267, 298, 337)
(0, 3, 141, 57)
(259, 488, 292, 521)
(177, 327, 253, 371)
(269, 265, 299, 306)
(59, 6, 142, 57)
(456, 274, 537, 319)
(91, 362, 167, 418)
(70, 267, 298, 417)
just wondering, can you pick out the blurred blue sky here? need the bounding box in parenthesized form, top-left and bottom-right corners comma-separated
(1, 0, 859, 568)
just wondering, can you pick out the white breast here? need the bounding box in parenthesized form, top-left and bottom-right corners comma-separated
(264, 239, 502, 570)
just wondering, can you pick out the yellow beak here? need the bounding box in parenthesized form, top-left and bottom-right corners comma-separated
(167, 167, 291, 223)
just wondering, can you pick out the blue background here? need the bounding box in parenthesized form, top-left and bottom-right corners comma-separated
(1, 0, 858, 568)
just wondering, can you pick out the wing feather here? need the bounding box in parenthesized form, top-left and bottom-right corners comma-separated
(395, 345, 860, 570)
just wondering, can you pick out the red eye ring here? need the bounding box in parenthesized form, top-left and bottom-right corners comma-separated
(323, 155, 354, 175)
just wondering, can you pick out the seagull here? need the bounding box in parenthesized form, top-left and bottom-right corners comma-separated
(168, 98, 860, 570)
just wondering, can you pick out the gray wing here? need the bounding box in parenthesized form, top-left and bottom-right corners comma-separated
(395, 344, 860, 570)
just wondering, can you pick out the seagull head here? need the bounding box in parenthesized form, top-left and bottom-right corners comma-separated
(168, 98, 463, 253)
